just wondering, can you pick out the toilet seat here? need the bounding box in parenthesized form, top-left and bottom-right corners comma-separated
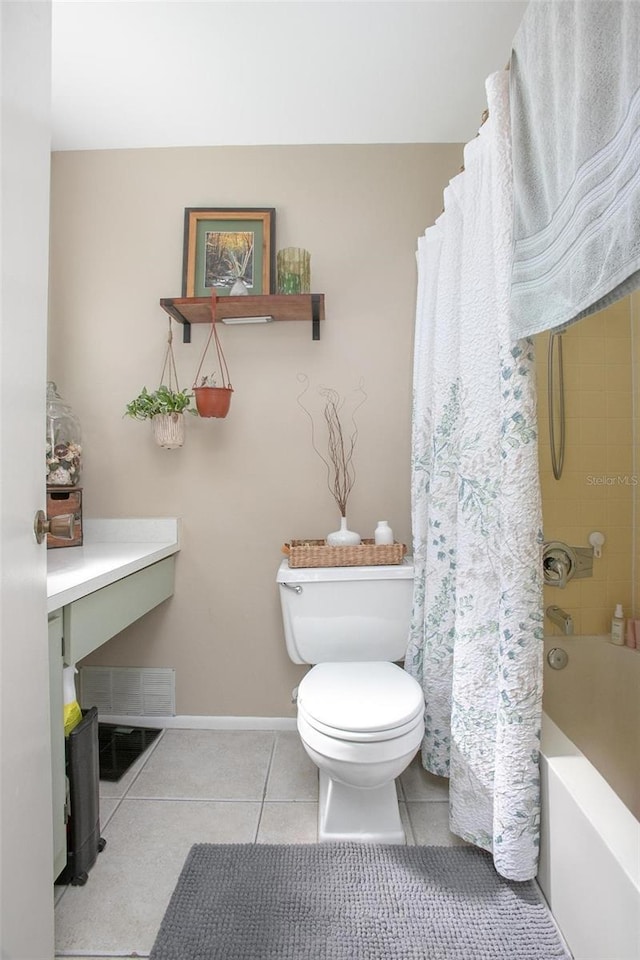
(298, 701, 423, 743)
(297, 661, 424, 742)
(297, 706, 424, 767)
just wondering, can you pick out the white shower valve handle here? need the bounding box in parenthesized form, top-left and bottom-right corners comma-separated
(588, 531, 605, 559)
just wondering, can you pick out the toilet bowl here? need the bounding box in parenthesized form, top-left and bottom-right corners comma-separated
(297, 661, 424, 843)
(277, 558, 424, 844)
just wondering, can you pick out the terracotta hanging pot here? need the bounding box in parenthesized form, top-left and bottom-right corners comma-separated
(193, 386, 233, 419)
(192, 292, 234, 419)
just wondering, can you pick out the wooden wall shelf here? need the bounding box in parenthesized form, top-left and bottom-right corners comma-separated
(160, 294, 325, 342)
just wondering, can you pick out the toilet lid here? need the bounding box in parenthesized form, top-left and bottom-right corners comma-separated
(297, 662, 424, 735)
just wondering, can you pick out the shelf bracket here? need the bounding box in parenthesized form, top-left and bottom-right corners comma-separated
(182, 321, 191, 344)
(311, 294, 321, 341)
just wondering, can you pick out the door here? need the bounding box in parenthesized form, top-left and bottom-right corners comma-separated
(0, 3, 55, 958)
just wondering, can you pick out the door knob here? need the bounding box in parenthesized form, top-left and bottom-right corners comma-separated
(33, 510, 76, 544)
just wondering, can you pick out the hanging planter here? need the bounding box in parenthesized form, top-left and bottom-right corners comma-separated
(151, 412, 185, 449)
(193, 382, 233, 418)
(193, 291, 234, 419)
(124, 321, 196, 448)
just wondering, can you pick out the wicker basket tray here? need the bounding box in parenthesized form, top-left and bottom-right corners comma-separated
(282, 538, 406, 568)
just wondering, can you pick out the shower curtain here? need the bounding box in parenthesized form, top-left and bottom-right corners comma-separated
(405, 71, 544, 882)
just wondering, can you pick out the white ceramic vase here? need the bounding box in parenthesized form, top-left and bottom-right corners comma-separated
(374, 520, 394, 545)
(326, 516, 361, 546)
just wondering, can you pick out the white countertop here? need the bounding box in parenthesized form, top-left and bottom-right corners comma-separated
(47, 518, 180, 612)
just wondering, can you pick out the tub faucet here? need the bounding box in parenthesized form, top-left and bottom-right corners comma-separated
(546, 605, 574, 635)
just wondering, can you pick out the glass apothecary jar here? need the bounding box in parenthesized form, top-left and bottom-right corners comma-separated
(46, 381, 82, 486)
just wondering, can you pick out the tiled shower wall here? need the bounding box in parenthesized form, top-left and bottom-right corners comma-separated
(536, 295, 638, 636)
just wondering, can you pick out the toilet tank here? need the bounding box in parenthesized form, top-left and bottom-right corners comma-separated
(277, 558, 414, 664)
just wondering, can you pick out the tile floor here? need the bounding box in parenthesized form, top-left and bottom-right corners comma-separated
(54, 727, 463, 960)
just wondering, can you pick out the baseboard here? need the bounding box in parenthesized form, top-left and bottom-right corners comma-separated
(97, 714, 298, 731)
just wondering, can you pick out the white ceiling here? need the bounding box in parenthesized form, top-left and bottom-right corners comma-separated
(51, 0, 528, 152)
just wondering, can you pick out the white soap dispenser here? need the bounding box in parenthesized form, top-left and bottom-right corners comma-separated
(374, 521, 394, 545)
(610, 603, 625, 645)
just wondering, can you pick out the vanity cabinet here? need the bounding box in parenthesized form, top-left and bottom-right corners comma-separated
(48, 612, 67, 879)
(62, 557, 175, 665)
(48, 550, 176, 882)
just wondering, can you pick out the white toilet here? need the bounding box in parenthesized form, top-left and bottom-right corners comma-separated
(277, 558, 424, 844)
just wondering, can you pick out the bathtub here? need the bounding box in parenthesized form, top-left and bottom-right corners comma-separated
(543, 635, 639, 818)
(539, 636, 640, 960)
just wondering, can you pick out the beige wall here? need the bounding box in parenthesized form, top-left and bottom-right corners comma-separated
(536, 296, 638, 636)
(48, 143, 461, 717)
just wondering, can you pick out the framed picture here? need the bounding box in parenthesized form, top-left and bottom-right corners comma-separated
(182, 207, 276, 297)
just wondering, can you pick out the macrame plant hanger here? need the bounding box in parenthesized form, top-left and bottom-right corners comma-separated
(159, 317, 181, 394)
(192, 291, 234, 418)
(153, 317, 187, 449)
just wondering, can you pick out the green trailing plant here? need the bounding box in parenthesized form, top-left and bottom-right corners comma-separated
(124, 385, 196, 421)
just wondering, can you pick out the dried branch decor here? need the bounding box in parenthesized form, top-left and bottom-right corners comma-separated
(297, 375, 367, 517)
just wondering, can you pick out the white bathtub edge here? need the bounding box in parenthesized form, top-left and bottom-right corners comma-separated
(542, 714, 639, 885)
(539, 713, 640, 960)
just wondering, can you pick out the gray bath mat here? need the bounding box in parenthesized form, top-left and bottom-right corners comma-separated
(150, 843, 570, 960)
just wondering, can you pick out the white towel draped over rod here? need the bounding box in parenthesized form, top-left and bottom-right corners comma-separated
(508, 0, 640, 339)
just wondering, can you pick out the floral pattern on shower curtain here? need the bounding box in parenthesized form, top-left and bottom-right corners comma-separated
(406, 71, 544, 882)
